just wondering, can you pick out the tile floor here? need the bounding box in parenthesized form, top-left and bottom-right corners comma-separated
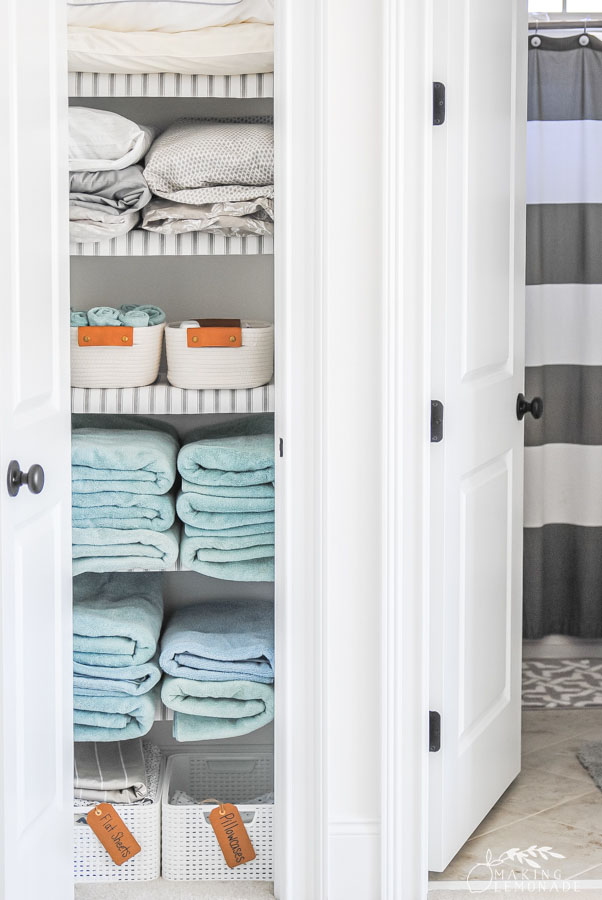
(429, 709, 602, 889)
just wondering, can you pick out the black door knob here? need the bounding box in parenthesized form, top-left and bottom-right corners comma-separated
(516, 393, 543, 421)
(6, 460, 45, 497)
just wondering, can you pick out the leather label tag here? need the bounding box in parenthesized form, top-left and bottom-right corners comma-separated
(209, 802, 256, 868)
(78, 326, 134, 347)
(86, 804, 142, 866)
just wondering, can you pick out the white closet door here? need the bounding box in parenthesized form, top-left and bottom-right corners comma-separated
(429, 0, 528, 871)
(0, 2, 72, 898)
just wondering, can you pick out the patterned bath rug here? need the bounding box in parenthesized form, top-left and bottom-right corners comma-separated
(522, 658, 602, 709)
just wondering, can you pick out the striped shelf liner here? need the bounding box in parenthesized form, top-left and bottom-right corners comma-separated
(155, 697, 175, 722)
(69, 71, 274, 99)
(71, 374, 275, 414)
(70, 230, 273, 257)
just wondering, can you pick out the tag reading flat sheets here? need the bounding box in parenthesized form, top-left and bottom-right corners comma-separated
(209, 802, 256, 869)
(87, 803, 142, 866)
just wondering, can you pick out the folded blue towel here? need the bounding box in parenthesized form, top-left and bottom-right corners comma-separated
(177, 490, 274, 525)
(72, 524, 180, 575)
(74, 656, 161, 697)
(182, 482, 275, 499)
(74, 688, 158, 742)
(72, 417, 178, 495)
(159, 600, 274, 683)
(181, 533, 274, 551)
(180, 509, 274, 532)
(180, 538, 274, 582)
(161, 678, 274, 742)
(72, 492, 175, 532)
(178, 415, 274, 487)
(184, 522, 275, 538)
(73, 573, 163, 667)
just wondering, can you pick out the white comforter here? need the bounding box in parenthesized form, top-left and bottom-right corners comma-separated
(67, 0, 274, 31)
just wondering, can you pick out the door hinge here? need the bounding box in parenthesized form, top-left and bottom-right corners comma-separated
(433, 82, 446, 125)
(431, 400, 444, 443)
(429, 711, 441, 752)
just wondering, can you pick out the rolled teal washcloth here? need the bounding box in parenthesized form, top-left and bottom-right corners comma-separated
(119, 308, 150, 327)
(71, 309, 89, 326)
(88, 306, 122, 326)
(161, 677, 274, 742)
(120, 304, 165, 326)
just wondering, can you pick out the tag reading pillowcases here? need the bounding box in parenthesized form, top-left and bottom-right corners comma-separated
(209, 802, 256, 869)
(87, 804, 142, 866)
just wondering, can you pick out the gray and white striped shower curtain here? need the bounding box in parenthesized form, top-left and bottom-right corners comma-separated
(524, 33, 602, 638)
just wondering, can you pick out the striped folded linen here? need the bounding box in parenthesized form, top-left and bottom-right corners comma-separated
(73, 573, 163, 667)
(74, 739, 151, 804)
(72, 524, 180, 575)
(72, 417, 179, 495)
(74, 687, 158, 742)
(159, 600, 274, 683)
(161, 677, 274, 741)
(72, 491, 175, 532)
(74, 656, 161, 697)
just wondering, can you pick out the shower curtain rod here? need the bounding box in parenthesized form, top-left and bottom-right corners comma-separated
(528, 19, 602, 29)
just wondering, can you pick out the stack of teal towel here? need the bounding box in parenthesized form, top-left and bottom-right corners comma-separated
(73, 573, 163, 741)
(72, 415, 180, 574)
(177, 416, 275, 582)
(70, 304, 165, 327)
(159, 599, 274, 741)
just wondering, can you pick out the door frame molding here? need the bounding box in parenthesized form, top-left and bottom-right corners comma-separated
(380, 0, 433, 897)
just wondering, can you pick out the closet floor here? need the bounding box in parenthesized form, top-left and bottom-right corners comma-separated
(75, 880, 274, 899)
(429, 709, 602, 887)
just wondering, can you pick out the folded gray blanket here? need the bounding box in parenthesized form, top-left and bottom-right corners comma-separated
(70, 165, 151, 215)
(159, 600, 274, 683)
(143, 118, 274, 205)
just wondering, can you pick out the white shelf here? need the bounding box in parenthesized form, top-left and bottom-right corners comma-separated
(70, 230, 273, 256)
(69, 71, 274, 99)
(71, 374, 275, 415)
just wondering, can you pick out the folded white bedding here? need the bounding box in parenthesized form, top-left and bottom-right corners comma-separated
(70, 107, 154, 171)
(68, 0, 274, 31)
(141, 196, 273, 237)
(68, 23, 274, 75)
(70, 208, 140, 242)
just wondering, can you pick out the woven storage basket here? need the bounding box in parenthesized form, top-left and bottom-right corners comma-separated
(162, 752, 274, 881)
(165, 320, 274, 390)
(73, 759, 164, 883)
(70, 323, 165, 388)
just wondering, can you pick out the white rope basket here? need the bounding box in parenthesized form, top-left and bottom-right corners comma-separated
(70, 323, 165, 388)
(162, 752, 274, 881)
(73, 760, 164, 883)
(165, 320, 274, 390)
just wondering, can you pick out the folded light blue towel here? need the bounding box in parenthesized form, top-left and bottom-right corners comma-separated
(161, 678, 274, 742)
(184, 522, 275, 538)
(74, 688, 158, 742)
(73, 573, 163, 667)
(182, 482, 274, 499)
(180, 538, 274, 582)
(88, 306, 121, 326)
(177, 489, 274, 525)
(72, 524, 180, 575)
(70, 309, 89, 326)
(74, 656, 161, 697)
(72, 492, 175, 532)
(178, 415, 274, 487)
(182, 533, 274, 551)
(72, 417, 178, 495)
(159, 600, 274, 683)
(180, 509, 274, 532)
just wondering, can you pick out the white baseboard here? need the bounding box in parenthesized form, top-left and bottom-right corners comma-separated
(523, 636, 602, 659)
(328, 822, 380, 900)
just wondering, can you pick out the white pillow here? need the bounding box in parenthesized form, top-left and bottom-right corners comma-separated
(67, 0, 274, 31)
(69, 107, 155, 171)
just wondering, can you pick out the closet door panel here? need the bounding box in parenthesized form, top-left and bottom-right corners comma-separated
(429, 0, 527, 872)
(0, 1, 72, 899)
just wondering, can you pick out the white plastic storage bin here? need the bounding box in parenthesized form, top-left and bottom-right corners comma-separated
(165, 319, 274, 390)
(73, 759, 164, 883)
(162, 751, 274, 881)
(70, 323, 165, 388)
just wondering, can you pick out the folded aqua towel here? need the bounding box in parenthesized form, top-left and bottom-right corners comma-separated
(180, 537, 274, 582)
(184, 522, 275, 538)
(161, 678, 274, 741)
(72, 491, 175, 531)
(159, 600, 274, 683)
(74, 688, 158, 742)
(72, 524, 180, 575)
(72, 418, 178, 495)
(182, 533, 274, 551)
(180, 509, 274, 532)
(74, 655, 161, 697)
(71, 309, 89, 326)
(88, 306, 121, 326)
(178, 415, 274, 487)
(73, 573, 163, 667)
(177, 489, 274, 525)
